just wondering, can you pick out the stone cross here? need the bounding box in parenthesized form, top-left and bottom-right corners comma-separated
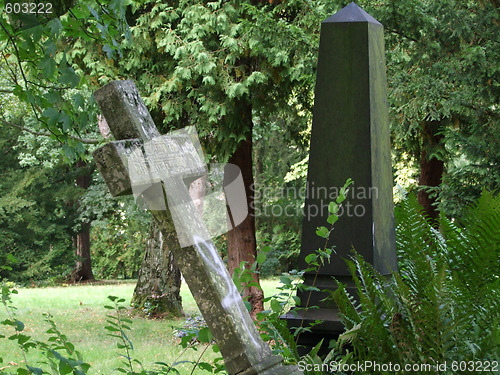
(283, 2, 398, 351)
(92, 80, 302, 375)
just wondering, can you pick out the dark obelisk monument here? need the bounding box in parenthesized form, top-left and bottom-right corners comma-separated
(283, 3, 397, 351)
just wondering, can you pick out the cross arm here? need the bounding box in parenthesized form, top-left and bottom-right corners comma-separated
(93, 139, 142, 197)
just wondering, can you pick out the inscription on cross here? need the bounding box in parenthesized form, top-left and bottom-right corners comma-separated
(92, 80, 302, 375)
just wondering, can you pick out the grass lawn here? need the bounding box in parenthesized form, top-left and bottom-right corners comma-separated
(0, 278, 281, 374)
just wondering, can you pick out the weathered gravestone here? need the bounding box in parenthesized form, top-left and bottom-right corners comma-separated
(283, 2, 398, 350)
(92, 80, 302, 375)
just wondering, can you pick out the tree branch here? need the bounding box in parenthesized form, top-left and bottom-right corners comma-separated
(0, 118, 101, 144)
(387, 27, 419, 43)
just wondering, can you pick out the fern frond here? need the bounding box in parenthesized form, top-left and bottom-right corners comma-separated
(268, 318, 300, 361)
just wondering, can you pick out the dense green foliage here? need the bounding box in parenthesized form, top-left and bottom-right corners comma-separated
(121, 0, 318, 157)
(1, 0, 499, 280)
(379, 0, 500, 215)
(0, 0, 128, 159)
(332, 191, 499, 372)
(0, 125, 81, 283)
(81, 178, 151, 280)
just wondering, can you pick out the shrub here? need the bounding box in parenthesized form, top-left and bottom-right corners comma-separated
(331, 191, 500, 373)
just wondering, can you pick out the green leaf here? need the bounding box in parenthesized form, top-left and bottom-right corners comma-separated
(202, 76, 215, 85)
(62, 144, 76, 160)
(336, 192, 346, 204)
(198, 327, 212, 343)
(9, 334, 30, 345)
(304, 253, 317, 264)
(327, 214, 339, 225)
(328, 202, 339, 214)
(315, 226, 329, 238)
(72, 93, 85, 109)
(65, 342, 75, 353)
(38, 56, 56, 78)
(270, 299, 281, 313)
(261, 245, 271, 253)
(47, 19, 63, 37)
(59, 361, 73, 375)
(256, 252, 267, 265)
(42, 107, 60, 126)
(198, 362, 213, 371)
(59, 67, 81, 88)
(60, 113, 72, 132)
(18, 13, 40, 29)
(14, 320, 24, 332)
(102, 44, 114, 59)
(88, 6, 100, 21)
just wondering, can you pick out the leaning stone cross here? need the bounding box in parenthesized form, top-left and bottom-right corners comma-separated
(92, 80, 301, 375)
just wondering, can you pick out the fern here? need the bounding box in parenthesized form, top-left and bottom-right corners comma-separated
(331, 191, 500, 372)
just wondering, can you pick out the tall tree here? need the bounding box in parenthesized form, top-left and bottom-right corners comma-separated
(73, 159, 94, 281)
(0, 124, 80, 283)
(373, 0, 500, 218)
(131, 221, 183, 318)
(120, 0, 321, 316)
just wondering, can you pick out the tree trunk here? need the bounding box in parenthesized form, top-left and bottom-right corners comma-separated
(74, 159, 94, 281)
(131, 220, 184, 318)
(225, 103, 264, 320)
(417, 120, 445, 222)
